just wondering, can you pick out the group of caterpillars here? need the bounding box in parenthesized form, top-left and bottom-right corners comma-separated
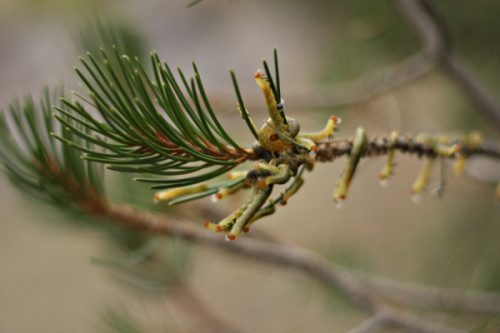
(156, 69, 339, 240)
(154, 59, 492, 241)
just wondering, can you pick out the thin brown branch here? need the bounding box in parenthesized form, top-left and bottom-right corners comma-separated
(346, 307, 468, 333)
(364, 274, 500, 316)
(443, 56, 500, 127)
(283, 0, 448, 109)
(211, 1, 500, 130)
(229, 215, 500, 317)
(345, 313, 388, 333)
(209, 0, 443, 111)
(172, 285, 247, 333)
(234, 221, 500, 317)
(396, 0, 500, 128)
(395, 0, 450, 61)
(97, 204, 479, 333)
(288, 52, 435, 109)
(378, 306, 467, 333)
(198, 202, 500, 318)
(104, 204, 376, 309)
(288, 0, 500, 130)
(315, 136, 500, 163)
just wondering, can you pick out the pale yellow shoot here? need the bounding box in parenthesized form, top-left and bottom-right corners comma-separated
(254, 70, 288, 133)
(333, 127, 367, 203)
(294, 137, 318, 153)
(280, 177, 304, 206)
(204, 203, 249, 235)
(227, 187, 272, 240)
(254, 163, 291, 188)
(154, 184, 208, 203)
(227, 170, 248, 180)
(213, 181, 246, 201)
(453, 157, 466, 176)
(453, 132, 483, 176)
(379, 131, 399, 182)
(436, 144, 460, 157)
(298, 115, 341, 142)
(411, 159, 435, 196)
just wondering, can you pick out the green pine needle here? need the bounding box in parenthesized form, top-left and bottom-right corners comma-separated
(230, 70, 260, 141)
(57, 48, 254, 188)
(0, 89, 105, 206)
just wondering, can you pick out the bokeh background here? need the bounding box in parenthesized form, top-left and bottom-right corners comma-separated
(0, 0, 499, 332)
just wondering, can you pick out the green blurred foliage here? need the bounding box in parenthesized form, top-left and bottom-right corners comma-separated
(320, 0, 417, 83)
(100, 308, 144, 333)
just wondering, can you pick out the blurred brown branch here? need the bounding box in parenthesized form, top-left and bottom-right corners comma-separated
(363, 274, 500, 316)
(345, 313, 387, 333)
(397, 0, 500, 128)
(72, 133, 499, 331)
(288, 52, 435, 109)
(172, 284, 248, 333)
(442, 56, 500, 128)
(95, 203, 498, 333)
(287, 0, 500, 129)
(347, 307, 467, 333)
(315, 136, 500, 163)
(255, 0, 445, 111)
(184, 0, 500, 135)
(375, 306, 466, 333)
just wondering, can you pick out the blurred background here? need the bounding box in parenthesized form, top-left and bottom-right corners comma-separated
(0, 0, 499, 332)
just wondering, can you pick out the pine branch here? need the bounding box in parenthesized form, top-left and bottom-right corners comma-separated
(92, 203, 475, 333)
(362, 273, 500, 316)
(101, 308, 144, 333)
(0, 88, 106, 215)
(344, 314, 387, 333)
(262, 0, 500, 132)
(171, 284, 249, 333)
(56, 48, 254, 190)
(48, 47, 499, 239)
(77, 18, 147, 64)
(2, 4, 497, 332)
(315, 136, 500, 162)
(1, 91, 498, 332)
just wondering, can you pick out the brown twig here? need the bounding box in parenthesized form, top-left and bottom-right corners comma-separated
(344, 313, 388, 333)
(172, 285, 248, 333)
(280, 0, 448, 110)
(376, 306, 467, 333)
(209, 0, 441, 112)
(97, 204, 489, 333)
(363, 274, 500, 316)
(442, 56, 500, 127)
(288, 52, 435, 109)
(345, 307, 468, 333)
(315, 136, 500, 162)
(395, 0, 450, 61)
(396, 0, 500, 128)
(288, 0, 500, 130)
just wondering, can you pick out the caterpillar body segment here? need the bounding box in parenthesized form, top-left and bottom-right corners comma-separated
(379, 131, 399, 184)
(154, 184, 209, 204)
(411, 158, 435, 201)
(298, 115, 341, 143)
(333, 127, 368, 203)
(254, 70, 289, 135)
(227, 186, 273, 240)
(156, 51, 493, 240)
